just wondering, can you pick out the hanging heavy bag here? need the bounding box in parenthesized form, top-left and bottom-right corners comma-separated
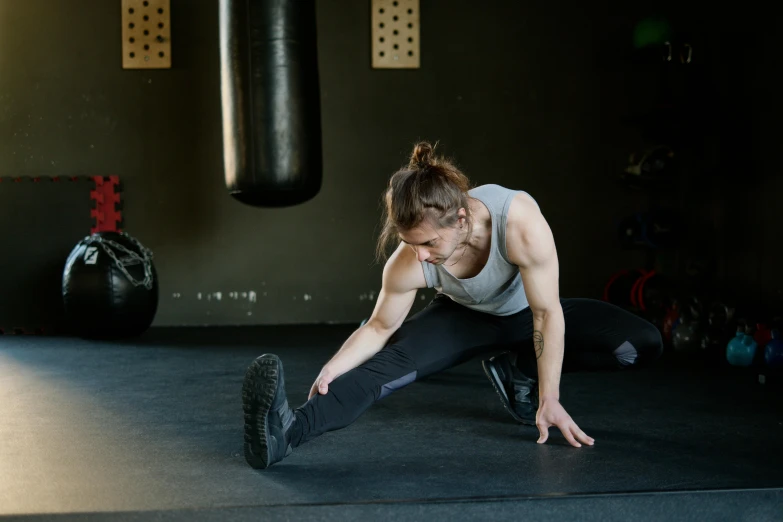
(219, 0, 323, 207)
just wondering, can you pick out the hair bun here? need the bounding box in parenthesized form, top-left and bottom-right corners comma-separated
(410, 141, 435, 169)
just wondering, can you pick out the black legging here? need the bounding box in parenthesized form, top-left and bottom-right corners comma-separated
(291, 295, 663, 446)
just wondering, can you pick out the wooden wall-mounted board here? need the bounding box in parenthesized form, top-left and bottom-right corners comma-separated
(371, 0, 420, 69)
(122, 0, 171, 69)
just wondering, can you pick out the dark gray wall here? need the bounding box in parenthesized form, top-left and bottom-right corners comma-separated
(1, 0, 775, 327)
(663, 9, 781, 312)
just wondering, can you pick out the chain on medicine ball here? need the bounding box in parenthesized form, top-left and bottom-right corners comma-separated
(62, 231, 159, 339)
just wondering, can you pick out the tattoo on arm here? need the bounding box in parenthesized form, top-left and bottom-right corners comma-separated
(533, 330, 544, 359)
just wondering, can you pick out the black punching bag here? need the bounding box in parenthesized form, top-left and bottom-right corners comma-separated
(219, 0, 323, 207)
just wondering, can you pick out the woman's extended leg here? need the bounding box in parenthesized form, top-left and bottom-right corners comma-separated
(243, 295, 506, 469)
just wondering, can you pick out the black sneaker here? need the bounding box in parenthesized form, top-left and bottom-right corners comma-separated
(481, 351, 539, 425)
(242, 354, 296, 469)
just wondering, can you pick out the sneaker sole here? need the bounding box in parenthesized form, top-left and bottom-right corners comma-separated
(242, 354, 281, 469)
(481, 359, 536, 426)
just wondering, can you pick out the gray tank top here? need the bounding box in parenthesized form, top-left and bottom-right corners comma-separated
(421, 184, 538, 316)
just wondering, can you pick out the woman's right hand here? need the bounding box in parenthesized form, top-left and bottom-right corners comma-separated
(308, 367, 336, 400)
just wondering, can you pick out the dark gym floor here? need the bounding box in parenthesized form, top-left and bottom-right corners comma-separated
(1, 326, 781, 521)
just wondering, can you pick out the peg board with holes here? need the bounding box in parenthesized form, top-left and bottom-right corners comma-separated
(372, 0, 420, 69)
(122, 0, 171, 69)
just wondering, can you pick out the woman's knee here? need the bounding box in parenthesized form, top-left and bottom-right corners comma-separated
(610, 321, 663, 369)
(634, 321, 664, 364)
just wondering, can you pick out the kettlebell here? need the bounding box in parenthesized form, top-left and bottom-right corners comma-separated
(726, 326, 757, 367)
(725, 328, 746, 366)
(671, 298, 702, 353)
(765, 329, 783, 369)
(754, 323, 772, 348)
(700, 301, 733, 365)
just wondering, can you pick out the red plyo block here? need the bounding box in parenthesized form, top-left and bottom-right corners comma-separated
(90, 175, 123, 233)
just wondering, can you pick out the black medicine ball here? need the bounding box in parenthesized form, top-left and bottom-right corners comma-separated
(62, 231, 158, 339)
